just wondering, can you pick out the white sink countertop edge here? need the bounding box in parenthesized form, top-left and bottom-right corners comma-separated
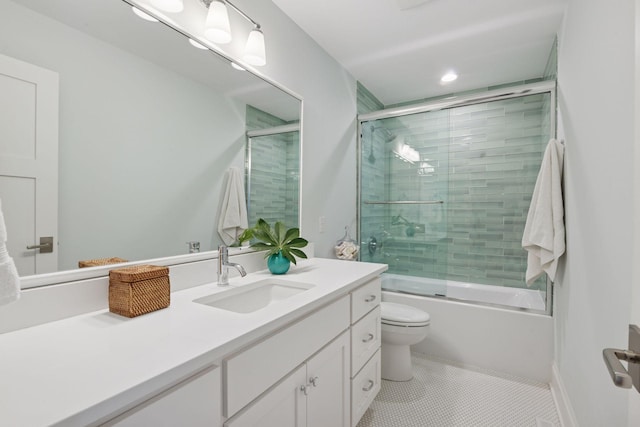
(0, 257, 387, 426)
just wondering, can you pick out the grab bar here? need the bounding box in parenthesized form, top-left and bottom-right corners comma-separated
(363, 200, 444, 205)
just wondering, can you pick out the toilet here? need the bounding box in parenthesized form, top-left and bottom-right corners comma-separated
(380, 301, 430, 381)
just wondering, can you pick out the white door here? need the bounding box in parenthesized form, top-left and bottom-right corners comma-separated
(0, 53, 58, 276)
(306, 332, 350, 427)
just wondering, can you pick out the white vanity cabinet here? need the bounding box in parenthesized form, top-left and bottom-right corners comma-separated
(225, 331, 350, 427)
(103, 365, 221, 427)
(350, 277, 382, 426)
(223, 296, 351, 427)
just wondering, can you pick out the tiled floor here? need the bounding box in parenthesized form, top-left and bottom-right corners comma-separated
(357, 353, 561, 427)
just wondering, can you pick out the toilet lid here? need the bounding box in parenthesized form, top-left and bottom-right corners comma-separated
(381, 302, 430, 326)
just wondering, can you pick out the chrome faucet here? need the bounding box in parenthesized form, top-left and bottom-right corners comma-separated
(218, 245, 247, 286)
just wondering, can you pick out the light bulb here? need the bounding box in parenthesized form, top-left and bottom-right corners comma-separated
(132, 7, 158, 22)
(440, 71, 458, 84)
(188, 39, 208, 50)
(205, 1, 232, 44)
(243, 28, 266, 66)
(150, 0, 184, 13)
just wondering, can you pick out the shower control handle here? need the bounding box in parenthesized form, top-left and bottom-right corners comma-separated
(364, 295, 376, 303)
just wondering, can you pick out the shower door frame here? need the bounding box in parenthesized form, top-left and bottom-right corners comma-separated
(356, 80, 557, 316)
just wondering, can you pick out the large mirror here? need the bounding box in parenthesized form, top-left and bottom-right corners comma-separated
(0, 0, 301, 284)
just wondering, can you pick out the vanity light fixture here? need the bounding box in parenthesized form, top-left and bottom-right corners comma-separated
(440, 71, 458, 84)
(204, 0, 232, 43)
(200, 0, 267, 66)
(188, 38, 208, 50)
(150, 0, 184, 13)
(131, 6, 158, 22)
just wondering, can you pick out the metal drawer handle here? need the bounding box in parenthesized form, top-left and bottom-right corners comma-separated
(362, 380, 375, 392)
(364, 295, 376, 303)
(309, 376, 319, 387)
(362, 333, 375, 343)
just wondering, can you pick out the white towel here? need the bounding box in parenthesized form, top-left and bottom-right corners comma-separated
(522, 139, 565, 286)
(0, 199, 20, 306)
(217, 167, 248, 245)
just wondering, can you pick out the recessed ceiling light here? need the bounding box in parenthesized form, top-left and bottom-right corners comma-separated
(441, 71, 458, 84)
(131, 7, 158, 22)
(188, 39, 208, 50)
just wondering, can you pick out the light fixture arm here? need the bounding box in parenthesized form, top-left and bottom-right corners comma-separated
(200, 0, 261, 29)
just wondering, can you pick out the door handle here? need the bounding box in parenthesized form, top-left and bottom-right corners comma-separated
(26, 236, 53, 253)
(603, 325, 640, 391)
(603, 348, 640, 388)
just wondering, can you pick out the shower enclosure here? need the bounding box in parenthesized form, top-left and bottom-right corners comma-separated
(246, 124, 300, 229)
(358, 81, 555, 314)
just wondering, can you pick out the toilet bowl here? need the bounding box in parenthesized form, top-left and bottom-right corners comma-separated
(380, 301, 430, 381)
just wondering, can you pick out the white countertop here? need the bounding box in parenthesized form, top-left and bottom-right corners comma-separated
(0, 258, 386, 426)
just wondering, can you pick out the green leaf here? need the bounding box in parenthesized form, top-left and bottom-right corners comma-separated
(283, 228, 299, 245)
(289, 248, 308, 259)
(250, 242, 273, 251)
(287, 237, 308, 248)
(280, 248, 297, 264)
(274, 221, 286, 245)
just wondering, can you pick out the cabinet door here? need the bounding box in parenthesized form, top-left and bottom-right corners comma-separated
(225, 365, 306, 427)
(306, 331, 351, 427)
(105, 365, 221, 427)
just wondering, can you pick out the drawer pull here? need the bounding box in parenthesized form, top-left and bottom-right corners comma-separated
(362, 333, 375, 343)
(362, 380, 375, 392)
(364, 295, 377, 303)
(309, 376, 319, 387)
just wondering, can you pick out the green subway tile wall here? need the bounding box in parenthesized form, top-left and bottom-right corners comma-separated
(246, 105, 300, 229)
(359, 92, 551, 290)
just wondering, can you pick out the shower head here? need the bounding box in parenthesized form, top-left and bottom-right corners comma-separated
(373, 126, 395, 142)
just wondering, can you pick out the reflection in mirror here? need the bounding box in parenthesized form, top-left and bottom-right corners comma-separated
(0, 0, 301, 283)
(246, 115, 300, 229)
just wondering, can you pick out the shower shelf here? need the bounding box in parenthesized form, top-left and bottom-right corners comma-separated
(363, 200, 444, 205)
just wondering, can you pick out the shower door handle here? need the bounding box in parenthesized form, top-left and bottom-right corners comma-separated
(602, 325, 640, 392)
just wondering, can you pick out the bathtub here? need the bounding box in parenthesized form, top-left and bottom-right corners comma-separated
(381, 273, 553, 383)
(381, 273, 547, 311)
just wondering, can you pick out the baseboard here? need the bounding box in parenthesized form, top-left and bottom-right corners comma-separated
(550, 363, 578, 427)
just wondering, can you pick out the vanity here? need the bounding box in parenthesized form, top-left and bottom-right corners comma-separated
(0, 256, 386, 426)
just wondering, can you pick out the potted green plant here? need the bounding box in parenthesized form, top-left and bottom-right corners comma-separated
(244, 219, 308, 274)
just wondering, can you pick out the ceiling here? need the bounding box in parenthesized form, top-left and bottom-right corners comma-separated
(272, 0, 567, 106)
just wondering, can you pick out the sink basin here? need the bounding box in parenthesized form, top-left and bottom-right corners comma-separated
(194, 279, 314, 314)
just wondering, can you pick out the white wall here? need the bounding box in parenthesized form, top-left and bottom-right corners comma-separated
(556, 0, 635, 425)
(215, 0, 359, 258)
(0, 1, 246, 270)
(130, 0, 359, 258)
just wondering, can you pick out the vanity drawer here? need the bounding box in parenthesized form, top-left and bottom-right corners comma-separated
(351, 306, 381, 376)
(351, 278, 381, 323)
(225, 296, 350, 418)
(351, 349, 381, 427)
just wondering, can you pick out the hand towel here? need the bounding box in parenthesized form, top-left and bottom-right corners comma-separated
(522, 139, 565, 286)
(217, 167, 248, 245)
(0, 199, 20, 306)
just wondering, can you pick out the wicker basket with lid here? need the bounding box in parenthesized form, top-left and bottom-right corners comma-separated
(109, 265, 170, 318)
